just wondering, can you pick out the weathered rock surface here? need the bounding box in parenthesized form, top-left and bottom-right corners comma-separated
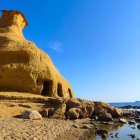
(98, 112, 113, 122)
(40, 108, 54, 118)
(105, 106, 123, 118)
(0, 10, 74, 98)
(67, 108, 81, 119)
(94, 106, 107, 116)
(21, 110, 42, 120)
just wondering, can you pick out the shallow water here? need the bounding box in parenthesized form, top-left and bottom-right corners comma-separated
(96, 123, 140, 140)
(85, 122, 140, 140)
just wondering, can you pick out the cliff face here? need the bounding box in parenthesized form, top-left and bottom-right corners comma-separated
(0, 10, 74, 98)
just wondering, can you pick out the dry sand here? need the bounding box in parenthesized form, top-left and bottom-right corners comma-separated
(0, 118, 93, 140)
(0, 92, 93, 140)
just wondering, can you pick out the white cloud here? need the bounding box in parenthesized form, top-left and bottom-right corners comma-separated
(48, 41, 63, 52)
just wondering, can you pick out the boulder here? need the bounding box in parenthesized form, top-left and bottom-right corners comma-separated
(51, 103, 66, 119)
(119, 118, 127, 123)
(53, 103, 66, 116)
(137, 124, 140, 129)
(86, 105, 94, 117)
(105, 106, 123, 118)
(21, 110, 42, 120)
(66, 98, 81, 109)
(98, 112, 113, 122)
(128, 120, 136, 125)
(40, 108, 54, 118)
(135, 118, 140, 123)
(67, 108, 81, 119)
(94, 106, 107, 116)
(94, 102, 109, 107)
(96, 129, 109, 135)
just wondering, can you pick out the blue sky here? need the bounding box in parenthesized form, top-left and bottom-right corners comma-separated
(1, 0, 140, 102)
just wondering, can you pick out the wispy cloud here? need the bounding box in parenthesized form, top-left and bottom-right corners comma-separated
(48, 41, 63, 52)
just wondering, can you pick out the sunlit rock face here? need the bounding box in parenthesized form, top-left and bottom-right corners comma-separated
(0, 10, 74, 98)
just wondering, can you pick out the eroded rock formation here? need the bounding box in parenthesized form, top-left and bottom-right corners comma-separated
(0, 10, 74, 98)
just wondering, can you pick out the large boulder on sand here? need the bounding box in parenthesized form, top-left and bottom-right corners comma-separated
(21, 110, 42, 120)
(66, 98, 95, 119)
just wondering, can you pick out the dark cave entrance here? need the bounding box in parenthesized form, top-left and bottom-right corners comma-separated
(57, 83, 63, 97)
(41, 80, 53, 96)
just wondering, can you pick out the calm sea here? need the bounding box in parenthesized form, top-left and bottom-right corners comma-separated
(109, 101, 140, 107)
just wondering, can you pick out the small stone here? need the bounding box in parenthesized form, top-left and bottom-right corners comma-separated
(128, 120, 136, 125)
(119, 118, 127, 123)
(128, 134, 136, 139)
(72, 124, 79, 128)
(135, 118, 140, 123)
(115, 133, 119, 138)
(96, 129, 109, 135)
(82, 125, 91, 129)
(131, 127, 136, 129)
(137, 124, 140, 129)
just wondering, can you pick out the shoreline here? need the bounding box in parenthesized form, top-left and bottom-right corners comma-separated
(0, 92, 140, 140)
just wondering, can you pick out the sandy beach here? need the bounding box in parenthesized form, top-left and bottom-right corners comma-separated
(0, 118, 94, 140)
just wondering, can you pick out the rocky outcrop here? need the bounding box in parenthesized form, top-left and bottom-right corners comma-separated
(67, 108, 81, 119)
(0, 10, 74, 98)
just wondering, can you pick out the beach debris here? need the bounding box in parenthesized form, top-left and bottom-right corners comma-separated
(21, 110, 42, 120)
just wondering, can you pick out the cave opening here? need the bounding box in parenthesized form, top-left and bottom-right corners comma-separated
(41, 80, 53, 96)
(57, 83, 63, 97)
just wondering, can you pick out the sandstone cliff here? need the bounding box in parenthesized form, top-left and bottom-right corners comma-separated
(0, 10, 74, 98)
